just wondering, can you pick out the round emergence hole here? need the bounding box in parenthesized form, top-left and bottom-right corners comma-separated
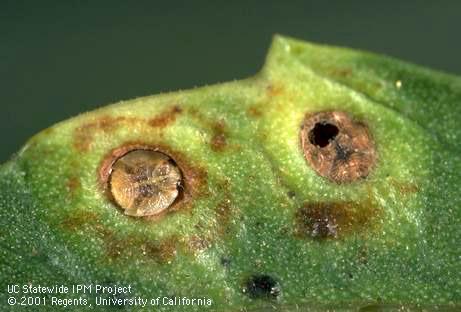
(300, 111, 377, 183)
(308, 122, 339, 147)
(109, 150, 182, 217)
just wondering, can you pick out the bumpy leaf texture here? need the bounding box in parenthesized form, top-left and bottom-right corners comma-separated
(1, 36, 460, 311)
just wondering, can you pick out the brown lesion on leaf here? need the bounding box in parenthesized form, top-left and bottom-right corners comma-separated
(73, 116, 127, 152)
(389, 178, 419, 195)
(73, 106, 182, 153)
(247, 106, 263, 118)
(210, 133, 227, 151)
(215, 199, 232, 236)
(60, 207, 224, 262)
(59, 210, 99, 231)
(106, 235, 178, 263)
(210, 119, 228, 152)
(187, 108, 231, 152)
(294, 198, 381, 240)
(65, 176, 81, 198)
(266, 83, 284, 97)
(300, 111, 377, 183)
(148, 105, 182, 128)
(329, 67, 353, 78)
(99, 142, 208, 220)
(214, 177, 236, 236)
(185, 180, 234, 255)
(59, 210, 180, 263)
(186, 235, 211, 254)
(186, 179, 235, 254)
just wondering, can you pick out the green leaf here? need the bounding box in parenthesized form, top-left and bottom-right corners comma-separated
(1, 35, 460, 311)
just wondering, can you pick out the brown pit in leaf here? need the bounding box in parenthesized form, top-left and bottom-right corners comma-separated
(109, 150, 183, 217)
(300, 111, 376, 183)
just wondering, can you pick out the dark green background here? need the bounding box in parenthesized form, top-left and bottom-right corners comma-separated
(1, 1, 461, 162)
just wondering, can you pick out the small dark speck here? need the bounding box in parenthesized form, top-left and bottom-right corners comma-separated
(243, 274, 281, 299)
(220, 256, 231, 268)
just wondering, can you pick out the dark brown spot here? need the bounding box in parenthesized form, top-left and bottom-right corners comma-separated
(210, 119, 228, 152)
(66, 176, 81, 197)
(149, 105, 182, 128)
(247, 106, 263, 118)
(210, 133, 227, 152)
(148, 237, 177, 261)
(220, 256, 231, 268)
(300, 111, 377, 183)
(294, 200, 380, 240)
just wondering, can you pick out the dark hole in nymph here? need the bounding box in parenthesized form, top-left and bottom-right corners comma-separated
(308, 122, 339, 147)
